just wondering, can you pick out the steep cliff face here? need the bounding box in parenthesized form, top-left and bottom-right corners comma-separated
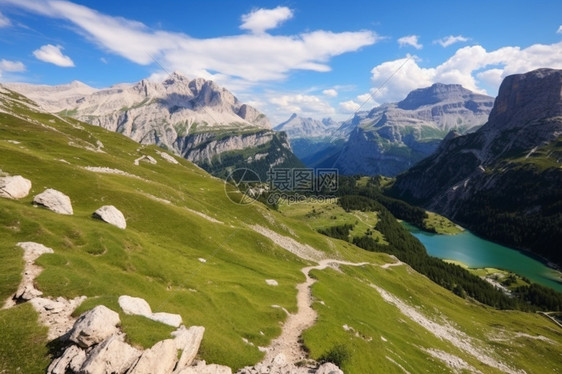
(6, 73, 301, 177)
(390, 68, 562, 265)
(332, 83, 493, 176)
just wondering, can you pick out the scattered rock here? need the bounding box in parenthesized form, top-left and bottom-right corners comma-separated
(92, 205, 126, 229)
(69, 305, 120, 348)
(33, 188, 73, 215)
(156, 150, 180, 164)
(118, 295, 152, 317)
(134, 155, 157, 165)
(79, 334, 141, 374)
(316, 363, 344, 374)
(173, 326, 205, 371)
(178, 360, 232, 374)
(265, 279, 278, 286)
(30, 296, 87, 340)
(47, 345, 86, 374)
(0, 175, 32, 199)
(150, 312, 183, 327)
(128, 339, 178, 374)
(198, 258, 207, 263)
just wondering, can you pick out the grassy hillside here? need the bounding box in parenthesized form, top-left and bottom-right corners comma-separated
(1, 86, 562, 373)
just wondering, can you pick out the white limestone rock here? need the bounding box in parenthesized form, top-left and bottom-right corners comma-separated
(128, 339, 178, 374)
(93, 205, 126, 229)
(265, 279, 278, 286)
(33, 188, 73, 215)
(79, 334, 141, 374)
(118, 295, 152, 317)
(173, 325, 205, 371)
(68, 305, 120, 348)
(0, 175, 32, 199)
(150, 312, 182, 327)
(316, 363, 344, 374)
(47, 345, 86, 374)
(178, 360, 232, 374)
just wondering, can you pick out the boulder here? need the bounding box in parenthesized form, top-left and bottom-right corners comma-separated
(33, 188, 73, 215)
(265, 279, 278, 286)
(68, 305, 120, 348)
(150, 312, 183, 327)
(118, 295, 152, 317)
(128, 339, 178, 374)
(93, 205, 126, 229)
(177, 360, 232, 374)
(316, 363, 344, 374)
(0, 175, 32, 199)
(47, 345, 86, 374)
(173, 326, 205, 371)
(79, 334, 141, 374)
(134, 155, 157, 165)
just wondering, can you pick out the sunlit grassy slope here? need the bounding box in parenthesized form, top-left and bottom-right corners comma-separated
(1, 86, 561, 373)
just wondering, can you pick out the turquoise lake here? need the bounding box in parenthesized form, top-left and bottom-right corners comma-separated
(404, 223, 562, 292)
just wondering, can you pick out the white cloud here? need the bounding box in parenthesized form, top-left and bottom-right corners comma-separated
(7, 0, 379, 88)
(339, 100, 360, 112)
(370, 42, 562, 103)
(33, 44, 75, 67)
(240, 6, 293, 34)
(270, 94, 335, 114)
(0, 11, 11, 27)
(398, 35, 422, 49)
(0, 59, 25, 72)
(557, 26, 562, 34)
(356, 93, 373, 103)
(323, 88, 338, 97)
(435, 35, 469, 47)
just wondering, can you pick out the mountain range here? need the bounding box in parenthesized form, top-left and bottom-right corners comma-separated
(390, 68, 562, 267)
(6, 73, 302, 179)
(281, 84, 494, 176)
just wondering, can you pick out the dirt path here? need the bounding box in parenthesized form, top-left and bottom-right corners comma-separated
(262, 259, 370, 364)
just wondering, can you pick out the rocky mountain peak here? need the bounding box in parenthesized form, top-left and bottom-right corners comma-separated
(485, 68, 562, 131)
(398, 83, 480, 110)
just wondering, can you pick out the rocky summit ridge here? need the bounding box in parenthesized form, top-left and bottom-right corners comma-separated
(6, 73, 303, 178)
(331, 83, 494, 176)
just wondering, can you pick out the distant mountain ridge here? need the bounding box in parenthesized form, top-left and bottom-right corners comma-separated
(7, 73, 302, 178)
(390, 68, 562, 266)
(331, 83, 494, 176)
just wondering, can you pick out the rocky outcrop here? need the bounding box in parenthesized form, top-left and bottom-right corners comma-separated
(68, 305, 121, 348)
(33, 188, 73, 215)
(0, 175, 32, 199)
(236, 353, 343, 374)
(332, 83, 494, 176)
(93, 205, 127, 229)
(47, 304, 228, 374)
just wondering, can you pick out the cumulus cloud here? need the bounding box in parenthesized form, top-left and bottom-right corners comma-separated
(240, 6, 293, 34)
(339, 100, 360, 112)
(270, 94, 335, 115)
(398, 35, 422, 49)
(557, 25, 562, 34)
(370, 42, 562, 103)
(33, 44, 75, 67)
(435, 35, 469, 47)
(323, 88, 338, 97)
(7, 0, 378, 87)
(0, 11, 11, 27)
(0, 59, 25, 72)
(0, 59, 25, 80)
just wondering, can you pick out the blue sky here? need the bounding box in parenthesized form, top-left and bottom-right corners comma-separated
(1, 0, 562, 124)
